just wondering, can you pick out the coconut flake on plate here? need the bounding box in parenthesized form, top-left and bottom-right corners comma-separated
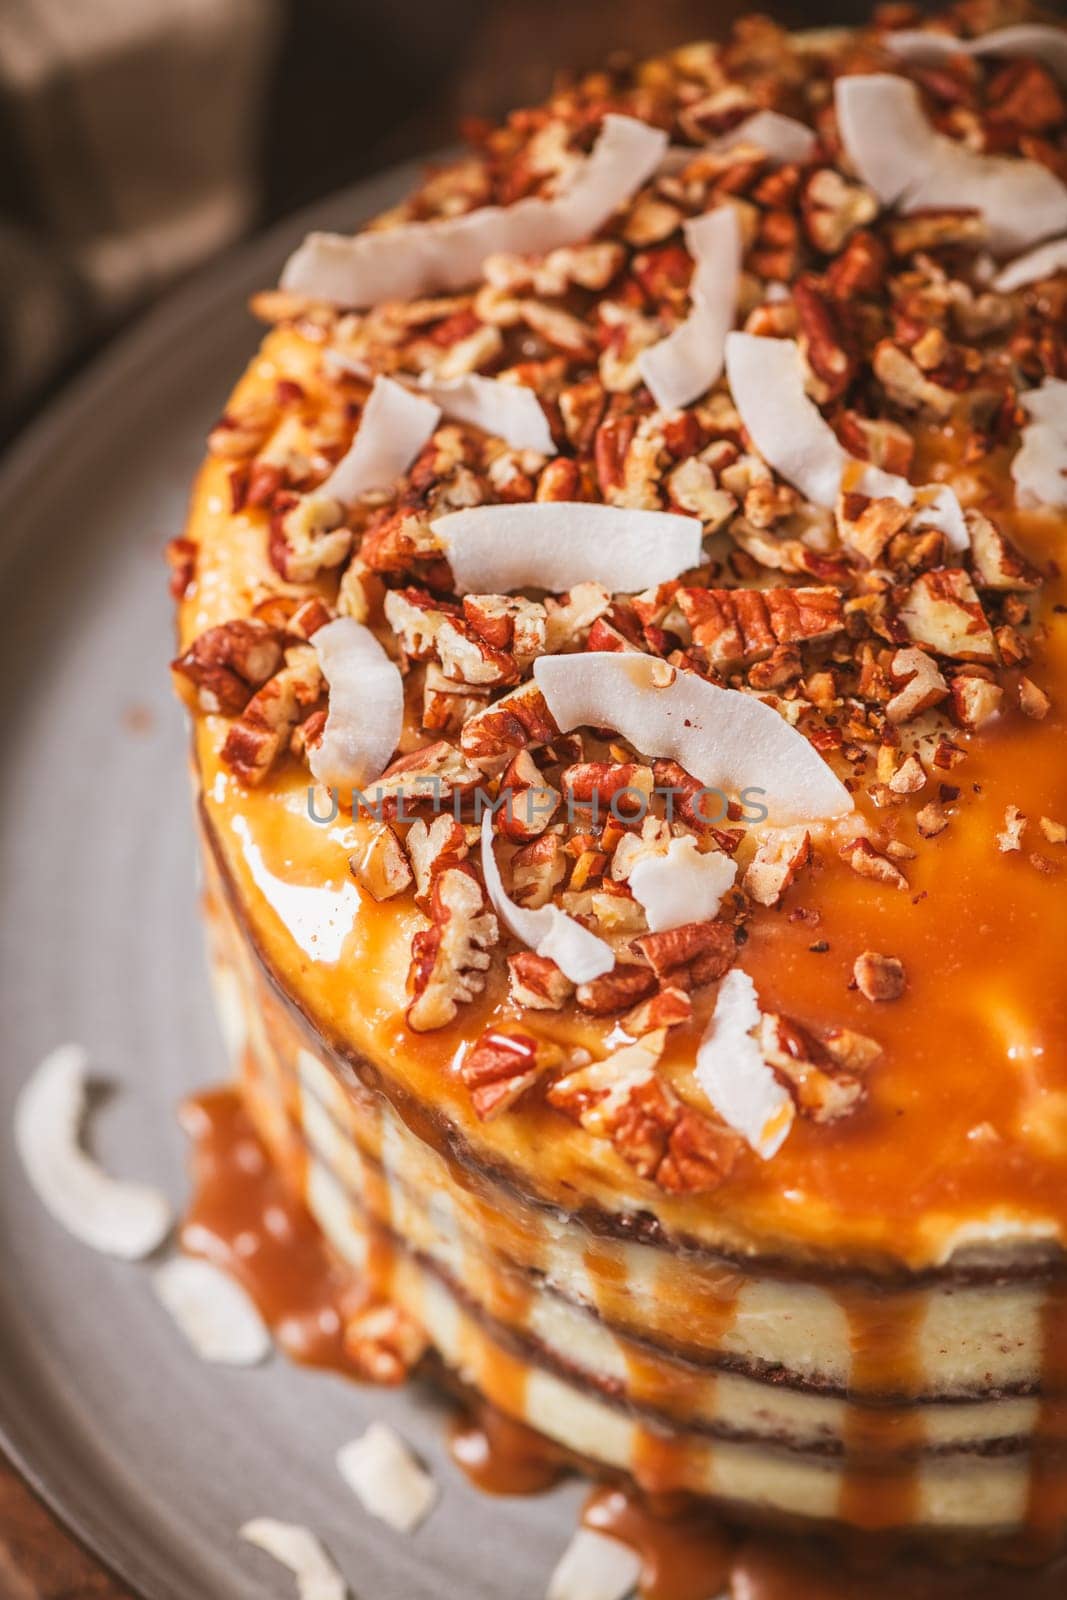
(433, 503, 703, 595)
(883, 24, 1067, 85)
(309, 618, 404, 790)
(724, 333, 911, 507)
(629, 836, 738, 932)
(481, 811, 615, 983)
(533, 653, 853, 826)
(994, 237, 1067, 293)
(1012, 379, 1067, 509)
(319, 375, 440, 503)
(15, 1044, 171, 1260)
(336, 1422, 438, 1533)
(912, 484, 969, 553)
(154, 1257, 271, 1366)
(418, 373, 556, 454)
(835, 73, 1067, 256)
(240, 1520, 347, 1600)
(695, 969, 795, 1158)
(546, 1528, 642, 1600)
(281, 114, 667, 307)
(638, 206, 742, 412)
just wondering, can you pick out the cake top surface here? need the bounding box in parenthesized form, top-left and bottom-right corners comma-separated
(174, 0, 1067, 1271)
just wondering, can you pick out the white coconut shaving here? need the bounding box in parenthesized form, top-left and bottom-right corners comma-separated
(154, 1257, 271, 1366)
(994, 237, 1067, 293)
(546, 1528, 642, 1600)
(336, 1422, 438, 1534)
(534, 653, 853, 826)
(724, 333, 911, 507)
(481, 811, 615, 983)
(912, 484, 969, 553)
(628, 836, 738, 932)
(1012, 378, 1067, 509)
(695, 969, 795, 1158)
(15, 1045, 171, 1260)
(638, 206, 742, 412)
(883, 24, 1067, 86)
(713, 108, 818, 165)
(309, 618, 404, 791)
(281, 114, 667, 306)
(433, 502, 703, 595)
(319, 376, 440, 503)
(835, 73, 1067, 257)
(240, 1520, 347, 1600)
(418, 373, 556, 454)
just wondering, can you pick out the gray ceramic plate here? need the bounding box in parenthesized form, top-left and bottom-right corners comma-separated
(0, 169, 585, 1600)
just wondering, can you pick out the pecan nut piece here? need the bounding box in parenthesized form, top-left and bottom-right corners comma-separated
(343, 1303, 429, 1385)
(460, 1029, 555, 1120)
(221, 644, 324, 784)
(507, 951, 574, 1010)
(406, 866, 499, 1032)
(172, 619, 286, 714)
(632, 921, 738, 986)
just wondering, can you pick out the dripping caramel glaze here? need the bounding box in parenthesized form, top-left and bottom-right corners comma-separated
(181, 1084, 1067, 1595)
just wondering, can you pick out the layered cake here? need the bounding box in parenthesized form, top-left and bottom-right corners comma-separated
(170, 0, 1067, 1578)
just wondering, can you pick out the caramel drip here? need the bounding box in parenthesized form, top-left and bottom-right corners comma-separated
(449, 1400, 570, 1496)
(837, 1289, 926, 1532)
(583, 1486, 733, 1600)
(1024, 1280, 1067, 1553)
(179, 1088, 364, 1373)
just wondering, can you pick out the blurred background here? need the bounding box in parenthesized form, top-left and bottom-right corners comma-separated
(0, 0, 880, 446)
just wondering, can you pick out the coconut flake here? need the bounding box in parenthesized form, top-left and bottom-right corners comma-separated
(418, 373, 556, 454)
(281, 115, 667, 307)
(1012, 378, 1067, 508)
(638, 206, 742, 412)
(546, 1528, 642, 1600)
(240, 1521, 347, 1600)
(883, 24, 1067, 86)
(713, 109, 818, 165)
(994, 237, 1067, 293)
(629, 837, 738, 932)
(534, 653, 853, 826)
(695, 969, 794, 1158)
(912, 484, 969, 553)
(835, 74, 1067, 256)
(15, 1045, 171, 1260)
(154, 1257, 271, 1366)
(336, 1422, 437, 1534)
(309, 618, 404, 791)
(319, 376, 440, 503)
(724, 332, 910, 508)
(433, 503, 703, 595)
(481, 811, 614, 983)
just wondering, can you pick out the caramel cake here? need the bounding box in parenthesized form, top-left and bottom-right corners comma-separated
(169, 1, 1067, 1586)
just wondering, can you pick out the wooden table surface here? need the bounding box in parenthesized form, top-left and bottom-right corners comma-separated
(0, 1455, 134, 1598)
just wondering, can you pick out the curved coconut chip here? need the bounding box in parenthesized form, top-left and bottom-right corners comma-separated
(724, 333, 911, 507)
(994, 236, 1067, 293)
(883, 24, 1067, 85)
(309, 618, 404, 790)
(1012, 378, 1067, 509)
(240, 1521, 347, 1600)
(696, 968, 794, 1158)
(629, 835, 738, 932)
(713, 109, 818, 165)
(480, 811, 614, 983)
(638, 206, 742, 412)
(418, 373, 556, 455)
(835, 74, 1067, 257)
(547, 1529, 642, 1600)
(337, 1423, 438, 1533)
(281, 115, 667, 307)
(433, 502, 704, 595)
(913, 484, 969, 553)
(320, 375, 440, 503)
(154, 1257, 271, 1366)
(533, 653, 853, 826)
(15, 1045, 171, 1260)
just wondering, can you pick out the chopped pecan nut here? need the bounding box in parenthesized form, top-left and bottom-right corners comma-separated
(802, 168, 878, 255)
(350, 822, 414, 901)
(885, 646, 949, 724)
(676, 586, 844, 668)
(460, 681, 559, 771)
(620, 985, 692, 1036)
(1018, 676, 1051, 720)
(406, 866, 498, 1032)
(950, 670, 1003, 729)
(507, 951, 574, 1010)
(405, 813, 470, 905)
(497, 749, 562, 841)
(839, 836, 908, 889)
(759, 1013, 866, 1124)
(269, 492, 350, 583)
(966, 511, 1041, 591)
(576, 964, 657, 1016)
(633, 921, 738, 985)
(221, 644, 323, 784)
(343, 1302, 428, 1385)
(461, 1029, 555, 1119)
(853, 950, 906, 1002)
(172, 620, 285, 714)
(743, 827, 812, 907)
(897, 570, 997, 663)
(509, 829, 568, 909)
(996, 805, 1027, 853)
